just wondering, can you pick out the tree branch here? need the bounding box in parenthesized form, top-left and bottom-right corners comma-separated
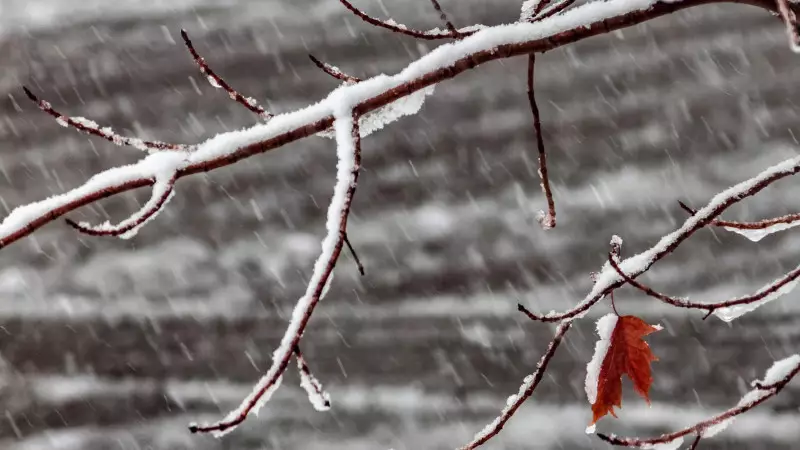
(519, 150, 800, 323)
(21, 87, 193, 152)
(598, 356, 800, 448)
(459, 320, 572, 449)
(189, 109, 363, 436)
(337, 0, 473, 40)
(2, 0, 781, 253)
(308, 54, 362, 83)
(678, 201, 800, 231)
(181, 29, 272, 120)
(428, 0, 459, 34)
(526, 54, 557, 229)
(608, 254, 800, 320)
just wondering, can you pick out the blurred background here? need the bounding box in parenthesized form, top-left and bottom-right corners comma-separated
(1, 0, 800, 448)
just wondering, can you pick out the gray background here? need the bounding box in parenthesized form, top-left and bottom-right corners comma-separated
(1, 0, 800, 448)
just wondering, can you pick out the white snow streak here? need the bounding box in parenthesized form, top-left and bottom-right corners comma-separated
(712, 268, 800, 322)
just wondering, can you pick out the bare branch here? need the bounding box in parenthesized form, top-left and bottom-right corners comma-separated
(189, 110, 363, 436)
(22, 87, 193, 152)
(344, 234, 366, 275)
(527, 54, 557, 229)
(428, 0, 459, 34)
(337, 0, 472, 39)
(534, 0, 579, 22)
(181, 29, 272, 120)
(308, 54, 362, 83)
(598, 356, 800, 447)
(460, 320, 572, 449)
(689, 434, 703, 450)
(608, 254, 800, 319)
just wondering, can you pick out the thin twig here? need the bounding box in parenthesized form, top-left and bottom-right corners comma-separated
(678, 200, 800, 230)
(294, 345, 331, 409)
(527, 54, 556, 229)
(459, 321, 572, 449)
(689, 434, 703, 450)
(308, 54, 362, 83)
(534, 0, 578, 22)
(608, 253, 800, 318)
(518, 156, 800, 322)
(22, 87, 193, 152)
(344, 234, 366, 275)
(428, 0, 459, 34)
(337, 0, 471, 40)
(181, 29, 272, 120)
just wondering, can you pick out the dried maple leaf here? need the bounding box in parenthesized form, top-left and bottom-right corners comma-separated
(585, 313, 661, 425)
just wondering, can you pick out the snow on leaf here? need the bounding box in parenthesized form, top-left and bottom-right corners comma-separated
(587, 314, 660, 424)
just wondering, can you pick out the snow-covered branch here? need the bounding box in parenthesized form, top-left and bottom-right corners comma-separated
(609, 254, 800, 321)
(2, 0, 781, 252)
(190, 108, 363, 436)
(294, 345, 332, 411)
(678, 200, 800, 242)
(459, 321, 572, 449)
(597, 355, 800, 448)
(308, 54, 362, 84)
(518, 152, 800, 323)
(6, 0, 799, 446)
(336, 0, 473, 40)
(22, 87, 194, 152)
(181, 29, 272, 120)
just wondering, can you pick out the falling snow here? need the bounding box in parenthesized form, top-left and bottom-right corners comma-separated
(2, 0, 800, 449)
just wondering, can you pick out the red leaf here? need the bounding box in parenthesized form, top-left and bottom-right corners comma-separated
(587, 314, 660, 425)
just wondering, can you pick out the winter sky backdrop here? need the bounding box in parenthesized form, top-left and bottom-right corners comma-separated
(1, 0, 800, 448)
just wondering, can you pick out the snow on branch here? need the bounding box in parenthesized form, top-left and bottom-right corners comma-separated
(1, 0, 787, 253)
(22, 87, 194, 152)
(597, 355, 800, 448)
(519, 153, 800, 323)
(181, 29, 272, 120)
(308, 54, 362, 84)
(65, 172, 177, 239)
(189, 108, 363, 436)
(459, 321, 572, 449)
(609, 254, 800, 321)
(294, 345, 332, 411)
(678, 200, 800, 242)
(3, 0, 798, 446)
